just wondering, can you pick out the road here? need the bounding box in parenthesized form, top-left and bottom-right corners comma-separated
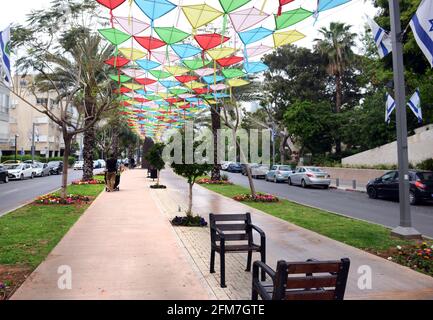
(224, 172, 433, 238)
(0, 169, 103, 217)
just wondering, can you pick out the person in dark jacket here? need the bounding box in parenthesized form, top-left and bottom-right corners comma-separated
(106, 154, 118, 192)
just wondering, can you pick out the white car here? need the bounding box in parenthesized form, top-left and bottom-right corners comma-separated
(288, 166, 331, 189)
(221, 162, 233, 171)
(73, 161, 84, 170)
(6, 163, 35, 180)
(97, 159, 106, 168)
(251, 165, 270, 179)
(32, 162, 51, 177)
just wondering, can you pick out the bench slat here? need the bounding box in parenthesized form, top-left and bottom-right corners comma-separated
(216, 223, 247, 231)
(287, 262, 341, 274)
(212, 214, 248, 221)
(286, 275, 337, 289)
(284, 289, 336, 301)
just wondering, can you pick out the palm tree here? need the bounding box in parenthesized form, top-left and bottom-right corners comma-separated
(314, 22, 356, 154)
(44, 28, 114, 180)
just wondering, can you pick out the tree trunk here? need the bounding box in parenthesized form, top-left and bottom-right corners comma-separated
(211, 105, 221, 181)
(82, 117, 95, 181)
(187, 182, 193, 216)
(335, 73, 342, 155)
(61, 133, 72, 200)
(157, 170, 160, 186)
(233, 128, 256, 197)
(141, 137, 154, 169)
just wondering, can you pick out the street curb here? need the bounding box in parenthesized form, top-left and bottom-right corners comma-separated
(329, 186, 366, 193)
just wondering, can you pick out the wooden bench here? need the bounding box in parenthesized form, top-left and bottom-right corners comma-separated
(209, 213, 266, 288)
(252, 258, 350, 300)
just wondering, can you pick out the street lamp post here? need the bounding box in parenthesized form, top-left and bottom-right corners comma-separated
(388, 0, 421, 238)
(14, 134, 19, 161)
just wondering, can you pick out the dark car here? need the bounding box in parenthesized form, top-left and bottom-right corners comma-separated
(0, 165, 8, 183)
(367, 170, 433, 205)
(47, 161, 63, 175)
(227, 162, 242, 173)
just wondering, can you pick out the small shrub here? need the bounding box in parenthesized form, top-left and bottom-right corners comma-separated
(417, 159, 433, 171)
(72, 179, 104, 185)
(233, 193, 279, 203)
(35, 194, 91, 205)
(171, 215, 208, 227)
(197, 178, 233, 185)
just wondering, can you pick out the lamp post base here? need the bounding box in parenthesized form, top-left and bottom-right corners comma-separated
(391, 226, 422, 239)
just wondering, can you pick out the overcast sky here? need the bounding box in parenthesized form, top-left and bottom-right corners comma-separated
(1, 0, 379, 47)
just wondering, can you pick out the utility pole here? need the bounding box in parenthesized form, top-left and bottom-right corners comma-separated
(31, 123, 36, 162)
(388, 0, 421, 238)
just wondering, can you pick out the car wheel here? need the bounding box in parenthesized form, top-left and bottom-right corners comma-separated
(274, 177, 277, 183)
(323, 185, 330, 189)
(20, 174, 24, 180)
(288, 178, 292, 186)
(4, 175, 9, 183)
(367, 187, 378, 199)
(409, 191, 418, 205)
(30, 173, 34, 179)
(301, 179, 307, 188)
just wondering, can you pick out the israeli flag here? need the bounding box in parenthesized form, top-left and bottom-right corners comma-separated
(0, 25, 11, 85)
(385, 93, 395, 124)
(409, 0, 433, 67)
(366, 16, 392, 58)
(407, 89, 422, 123)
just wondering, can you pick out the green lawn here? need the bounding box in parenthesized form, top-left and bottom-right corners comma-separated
(0, 183, 104, 268)
(201, 183, 413, 251)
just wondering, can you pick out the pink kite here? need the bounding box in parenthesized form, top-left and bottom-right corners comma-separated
(114, 16, 150, 35)
(229, 7, 270, 32)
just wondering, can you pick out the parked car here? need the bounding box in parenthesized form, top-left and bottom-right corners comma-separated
(32, 162, 51, 177)
(0, 165, 9, 183)
(251, 165, 269, 179)
(47, 161, 63, 175)
(227, 162, 242, 173)
(97, 159, 106, 168)
(1, 160, 21, 165)
(241, 163, 258, 176)
(288, 166, 331, 188)
(73, 161, 84, 170)
(221, 162, 232, 171)
(265, 165, 293, 183)
(366, 170, 433, 205)
(6, 163, 35, 180)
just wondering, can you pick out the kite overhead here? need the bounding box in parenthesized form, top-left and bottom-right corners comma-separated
(94, 0, 354, 140)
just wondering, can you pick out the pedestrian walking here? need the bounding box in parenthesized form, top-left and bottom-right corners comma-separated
(105, 154, 118, 192)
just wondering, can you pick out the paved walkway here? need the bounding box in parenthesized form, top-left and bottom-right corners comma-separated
(153, 169, 433, 300)
(12, 169, 433, 300)
(12, 170, 212, 300)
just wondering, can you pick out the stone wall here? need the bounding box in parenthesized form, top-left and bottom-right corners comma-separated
(342, 124, 433, 166)
(320, 167, 387, 185)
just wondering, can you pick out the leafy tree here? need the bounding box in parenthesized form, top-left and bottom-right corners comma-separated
(283, 100, 335, 156)
(7, 0, 115, 198)
(145, 143, 166, 187)
(314, 22, 357, 154)
(170, 135, 213, 216)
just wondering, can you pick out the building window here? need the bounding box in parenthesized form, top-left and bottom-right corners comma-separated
(0, 92, 10, 114)
(36, 98, 49, 106)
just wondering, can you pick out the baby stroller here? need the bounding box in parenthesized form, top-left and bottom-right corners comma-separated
(104, 171, 121, 192)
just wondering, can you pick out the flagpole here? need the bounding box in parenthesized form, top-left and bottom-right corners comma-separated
(388, 0, 421, 239)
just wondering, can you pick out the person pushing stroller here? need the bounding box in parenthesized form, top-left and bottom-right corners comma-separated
(105, 154, 119, 192)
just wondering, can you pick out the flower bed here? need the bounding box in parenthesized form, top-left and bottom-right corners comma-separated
(233, 193, 279, 203)
(171, 215, 208, 227)
(197, 178, 233, 185)
(35, 194, 91, 205)
(386, 242, 433, 277)
(72, 179, 104, 185)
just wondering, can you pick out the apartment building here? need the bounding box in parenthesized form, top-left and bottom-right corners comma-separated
(0, 85, 10, 155)
(6, 76, 65, 158)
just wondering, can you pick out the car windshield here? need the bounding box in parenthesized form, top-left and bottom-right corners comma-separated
(307, 167, 324, 173)
(417, 172, 433, 181)
(8, 165, 22, 169)
(48, 162, 58, 166)
(279, 166, 291, 171)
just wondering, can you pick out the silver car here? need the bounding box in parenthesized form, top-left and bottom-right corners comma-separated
(33, 162, 51, 177)
(288, 166, 331, 189)
(251, 164, 270, 179)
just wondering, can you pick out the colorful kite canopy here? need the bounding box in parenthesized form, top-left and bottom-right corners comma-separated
(95, 0, 353, 140)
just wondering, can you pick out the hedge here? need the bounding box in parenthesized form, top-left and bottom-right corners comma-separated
(0, 155, 76, 166)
